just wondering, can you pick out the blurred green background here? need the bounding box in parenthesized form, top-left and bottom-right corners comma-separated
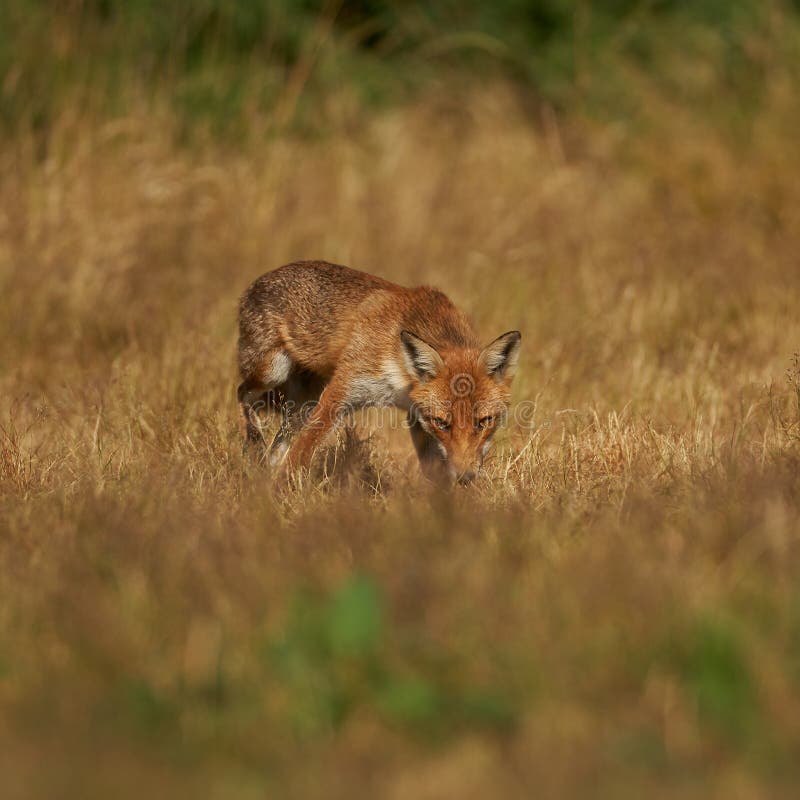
(3, 0, 799, 138)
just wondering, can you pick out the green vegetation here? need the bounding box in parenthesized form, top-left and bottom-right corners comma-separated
(3, 0, 800, 136)
(656, 616, 758, 740)
(268, 574, 518, 735)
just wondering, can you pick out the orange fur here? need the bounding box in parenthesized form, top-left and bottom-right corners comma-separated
(238, 261, 521, 483)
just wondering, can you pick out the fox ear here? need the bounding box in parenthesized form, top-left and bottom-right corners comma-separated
(400, 330, 444, 381)
(479, 331, 521, 381)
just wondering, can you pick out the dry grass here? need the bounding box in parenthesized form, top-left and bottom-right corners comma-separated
(2, 82, 800, 798)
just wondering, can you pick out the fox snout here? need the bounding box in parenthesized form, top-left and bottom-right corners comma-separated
(443, 438, 485, 486)
(430, 452, 481, 487)
(445, 438, 487, 485)
(453, 467, 478, 486)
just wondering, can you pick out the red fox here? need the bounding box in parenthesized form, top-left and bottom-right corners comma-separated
(237, 261, 521, 484)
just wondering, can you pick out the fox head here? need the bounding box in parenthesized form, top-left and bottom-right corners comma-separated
(401, 329, 521, 485)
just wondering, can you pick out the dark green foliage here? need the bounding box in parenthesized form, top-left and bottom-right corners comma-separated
(0, 0, 798, 136)
(660, 615, 759, 740)
(266, 574, 519, 736)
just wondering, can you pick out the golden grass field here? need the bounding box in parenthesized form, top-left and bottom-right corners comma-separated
(2, 79, 800, 798)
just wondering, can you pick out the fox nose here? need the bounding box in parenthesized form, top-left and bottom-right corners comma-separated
(456, 469, 477, 486)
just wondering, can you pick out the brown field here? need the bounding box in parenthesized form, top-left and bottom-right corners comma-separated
(2, 81, 800, 798)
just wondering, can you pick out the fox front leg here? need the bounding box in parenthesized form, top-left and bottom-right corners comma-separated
(281, 381, 348, 475)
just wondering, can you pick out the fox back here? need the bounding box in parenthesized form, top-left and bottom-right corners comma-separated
(237, 261, 521, 483)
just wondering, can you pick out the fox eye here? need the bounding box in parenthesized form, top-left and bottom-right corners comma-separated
(430, 416, 450, 431)
(476, 416, 494, 430)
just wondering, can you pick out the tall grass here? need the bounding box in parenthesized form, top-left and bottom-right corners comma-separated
(2, 4, 800, 798)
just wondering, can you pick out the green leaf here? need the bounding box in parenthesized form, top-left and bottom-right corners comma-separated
(326, 575, 383, 657)
(377, 676, 442, 725)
